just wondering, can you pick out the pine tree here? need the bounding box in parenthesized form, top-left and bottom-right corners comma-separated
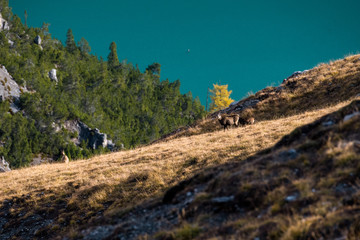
(107, 41, 119, 69)
(24, 10, 27, 27)
(146, 63, 161, 76)
(66, 28, 76, 52)
(0, 0, 10, 20)
(78, 37, 91, 55)
(209, 84, 234, 112)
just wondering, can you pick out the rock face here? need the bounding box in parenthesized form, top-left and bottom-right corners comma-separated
(60, 120, 116, 150)
(48, 69, 58, 83)
(0, 156, 11, 172)
(221, 98, 260, 115)
(34, 35, 41, 45)
(31, 154, 53, 166)
(0, 13, 9, 31)
(283, 70, 309, 82)
(0, 65, 22, 113)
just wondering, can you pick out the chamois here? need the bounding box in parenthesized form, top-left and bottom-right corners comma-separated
(217, 113, 240, 131)
(238, 116, 255, 126)
(61, 150, 69, 164)
(246, 117, 255, 125)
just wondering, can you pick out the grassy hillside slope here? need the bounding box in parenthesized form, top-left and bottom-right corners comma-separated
(147, 99, 360, 240)
(1, 54, 360, 239)
(0, 100, 352, 239)
(159, 54, 360, 141)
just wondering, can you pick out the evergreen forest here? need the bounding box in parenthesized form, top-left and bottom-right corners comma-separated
(0, 2, 205, 168)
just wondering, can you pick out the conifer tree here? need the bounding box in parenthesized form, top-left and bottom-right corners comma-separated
(0, 0, 10, 19)
(66, 28, 76, 52)
(107, 41, 119, 69)
(24, 10, 27, 27)
(78, 37, 91, 55)
(209, 84, 234, 112)
(146, 63, 161, 76)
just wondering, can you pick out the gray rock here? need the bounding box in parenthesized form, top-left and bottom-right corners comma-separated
(0, 156, 11, 172)
(229, 100, 240, 107)
(60, 120, 116, 150)
(0, 13, 9, 31)
(7, 39, 13, 47)
(322, 120, 334, 127)
(82, 225, 115, 240)
(211, 195, 234, 203)
(0, 65, 22, 112)
(9, 102, 20, 113)
(107, 140, 116, 150)
(279, 148, 298, 161)
(48, 69, 58, 82)
(34, 35, 41, 45)
(285, 194, 298, 202)
(31, 154, 53, 166)
(343, 112, 360, 122)
(284, 70, 309, 81)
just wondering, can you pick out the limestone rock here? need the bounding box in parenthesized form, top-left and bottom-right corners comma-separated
(0, 13, 9, 31)
(59, 120, 116, 150)
(0, 156, 11, 172)
(7, 39, 13, 47)
(48, 69, 58, 83)
(0, 65, 22, 113)
(34, 35, 41, 45)
(31, 154, 53, 166)
(283, 70, 309, 82)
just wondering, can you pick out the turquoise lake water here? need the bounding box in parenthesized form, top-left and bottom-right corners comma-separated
(9, 0, 360, 105)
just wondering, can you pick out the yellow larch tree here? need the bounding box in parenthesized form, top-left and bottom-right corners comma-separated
(209, 84, 234, 112)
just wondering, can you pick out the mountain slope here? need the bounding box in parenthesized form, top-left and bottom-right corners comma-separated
(158, 54, 360, 141)
(83, 99, 360, 240)
(0, 100, 353, 239)
(0, 4, 205, 169)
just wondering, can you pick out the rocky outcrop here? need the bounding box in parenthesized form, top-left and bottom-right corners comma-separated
(217, 98, 260, 116)
(0, 65, 22, 113)
(48, 69, 58, 83)
(283, 69, 309, 83)
(34, 35, 41, 45)
(0, 156, 11, 172)
(58, 120, 116, 150)
(0, 13, 9, 31)
(31, 154, 53, 166)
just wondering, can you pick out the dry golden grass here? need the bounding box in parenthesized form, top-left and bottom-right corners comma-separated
(161, 54, 360, 142)
(0, 100, 352, 209)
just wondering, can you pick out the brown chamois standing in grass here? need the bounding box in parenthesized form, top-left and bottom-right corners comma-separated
(217, 113, 240, 131)
(238, 116, 255, 126)
(246, 117, 255, 125)
(61, 150, 69, 164)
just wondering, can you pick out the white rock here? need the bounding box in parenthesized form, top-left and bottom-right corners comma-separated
(285, 195, 297, 202)
(0, 156, 11, 172)
(48, 69, 58, 82)
(7, 39, 13, 47)
(0, 65, 21, 100)
(34, 35, 41, 45)
(0, 13, 9, 31)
